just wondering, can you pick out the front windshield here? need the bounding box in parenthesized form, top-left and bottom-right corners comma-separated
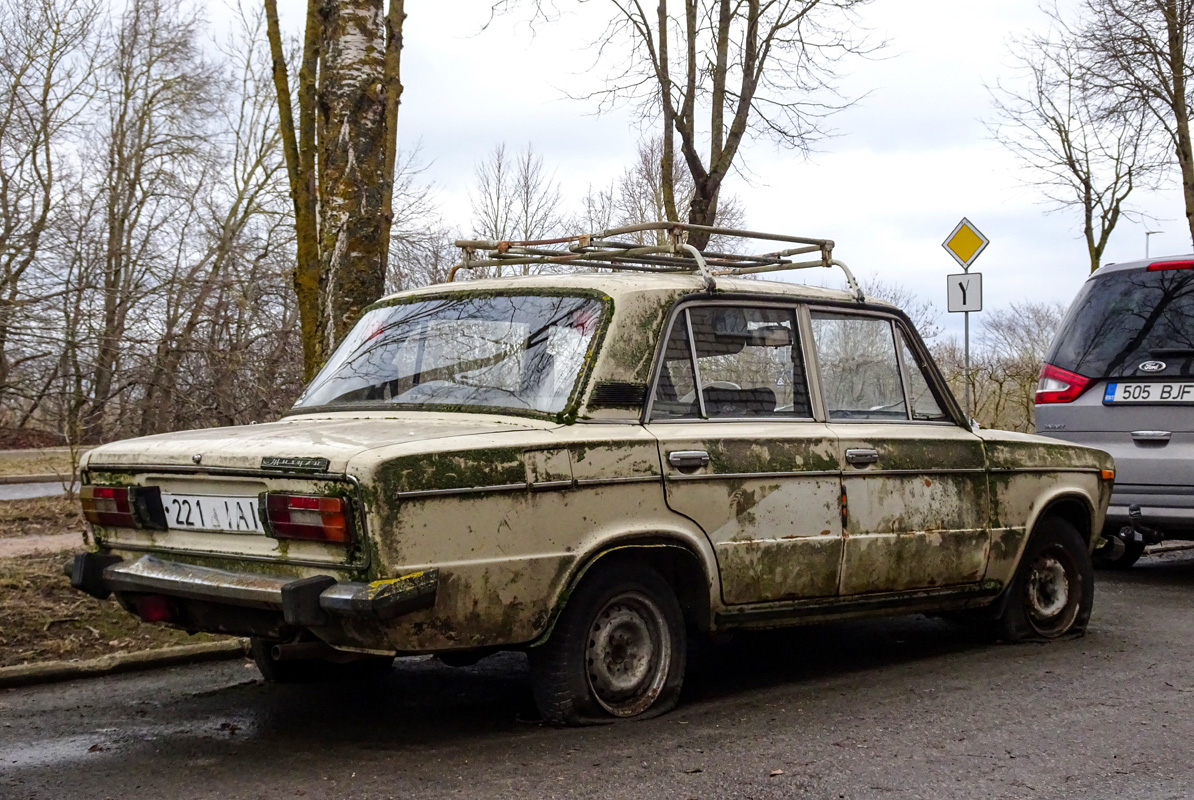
(293, 293, 606, 415)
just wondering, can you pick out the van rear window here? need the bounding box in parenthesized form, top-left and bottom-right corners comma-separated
(1047, 268, 1194, 377)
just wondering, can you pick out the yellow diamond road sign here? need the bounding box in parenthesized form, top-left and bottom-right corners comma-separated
(942, 217, 989, 270)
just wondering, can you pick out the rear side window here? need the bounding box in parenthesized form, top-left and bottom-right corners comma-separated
(811, 313, 907, 420)
(1048, 268, 1194, 377)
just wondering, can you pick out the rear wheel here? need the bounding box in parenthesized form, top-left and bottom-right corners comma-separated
(994, 516, 1093, 642)
(529, 560, 686, 725)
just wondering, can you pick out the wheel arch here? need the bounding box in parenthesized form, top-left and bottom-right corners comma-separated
(1030, 490, 1098, 548)
(533, 532, 718, 646)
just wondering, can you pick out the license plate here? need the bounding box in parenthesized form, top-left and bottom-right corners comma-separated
(1103, 381, 1194, 404)
(160, 492, 263, 533)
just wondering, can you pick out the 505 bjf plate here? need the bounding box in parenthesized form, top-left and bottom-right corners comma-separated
(1104, 381, 1194, 404)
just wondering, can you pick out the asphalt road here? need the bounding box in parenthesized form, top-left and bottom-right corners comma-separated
(4, 552, 1194, 800)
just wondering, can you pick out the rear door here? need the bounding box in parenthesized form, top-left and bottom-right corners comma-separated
(1036, 263, 1194, 496)
(809, 310, 990, 595)
(646, 302, 845, 605)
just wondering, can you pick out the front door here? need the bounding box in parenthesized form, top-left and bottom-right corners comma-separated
(646, 303, 844, 604)
(808, 310, 990, 595)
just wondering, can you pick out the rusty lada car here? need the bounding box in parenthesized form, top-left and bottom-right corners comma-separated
(67, 243, 1114, 724)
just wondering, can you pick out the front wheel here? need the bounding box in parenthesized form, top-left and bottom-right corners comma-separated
(528, 560, 686, 725)
(994, 516, 1094, 642)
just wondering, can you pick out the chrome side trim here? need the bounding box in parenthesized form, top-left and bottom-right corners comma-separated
(988, 467, 1102, 474)
(842, 467, 988, 477)
(530, 479, 576, 491)
(573, 475, 661, 487)
(667, 470, 840, 481)
(396, 482, 528, 499)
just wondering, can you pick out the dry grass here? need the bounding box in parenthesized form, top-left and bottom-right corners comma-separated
(0, 552, 227, 668)
(0, 495, 82, 539)
(0, 448, 83, 478)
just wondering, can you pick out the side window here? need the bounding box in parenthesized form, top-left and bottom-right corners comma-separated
(650, 305, 812, 419)
(898, 330, 949, 422)
(811, 312, 907, 420)
(651, 313, 698, 419)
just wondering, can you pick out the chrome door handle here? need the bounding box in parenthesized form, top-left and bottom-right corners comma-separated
(668, 450, 710, 469)
(1131, 430, 1171, 442)
(845, 448, 879, 466)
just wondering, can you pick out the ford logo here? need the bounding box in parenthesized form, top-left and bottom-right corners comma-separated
(1139, 360, 1167, 372)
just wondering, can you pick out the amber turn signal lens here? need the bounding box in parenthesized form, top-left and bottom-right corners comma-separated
(1101, 469, 1116, 481)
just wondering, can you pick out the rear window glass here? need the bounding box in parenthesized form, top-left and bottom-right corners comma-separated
(1047, 267, 1194, 377)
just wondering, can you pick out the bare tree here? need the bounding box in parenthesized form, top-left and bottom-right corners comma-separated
(469, 142, 566, 273)
(990, 8, 1163, 273)
(264, 0, 406, 379)
(496, 1, 875, 248)
(1079, 0, 1194, 246)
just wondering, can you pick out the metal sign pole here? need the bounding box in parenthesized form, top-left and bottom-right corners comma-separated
(964, 310, 970, 421)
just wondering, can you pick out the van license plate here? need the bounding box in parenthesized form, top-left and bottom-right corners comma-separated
(1104, 382, 1194, 404)
(160, 493, 263, 533)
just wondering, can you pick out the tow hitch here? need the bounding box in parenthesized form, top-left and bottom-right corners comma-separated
(1098, 504, 1164, 558)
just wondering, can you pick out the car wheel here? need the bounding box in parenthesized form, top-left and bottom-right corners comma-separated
(529, 560, 686, 725)
(249, 637, 393, 683)
(1092, 530, 1146, 570)
(995, 516, 1093, 642)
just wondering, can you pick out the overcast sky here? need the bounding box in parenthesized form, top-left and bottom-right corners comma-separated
(271, 0, 1190, 337)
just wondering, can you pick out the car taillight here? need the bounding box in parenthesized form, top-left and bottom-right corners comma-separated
(1148, 260, 1194, 271)
(1036, 363, 1092, 404)
(263, 493, 351, 543)
(80, 485, 139, 527)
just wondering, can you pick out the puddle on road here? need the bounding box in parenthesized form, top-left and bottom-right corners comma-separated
(0, 714, 259, 770)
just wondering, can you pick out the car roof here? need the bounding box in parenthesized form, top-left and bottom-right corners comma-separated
(1093, 254, 1194, 277)
(378, 271, 890, 307)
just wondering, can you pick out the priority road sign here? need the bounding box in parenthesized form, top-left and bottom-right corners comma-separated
(942, 218, 989, 270)
(947, 272, 982, 313)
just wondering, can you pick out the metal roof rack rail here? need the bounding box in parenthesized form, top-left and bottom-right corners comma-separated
(450, 221, 864, 301)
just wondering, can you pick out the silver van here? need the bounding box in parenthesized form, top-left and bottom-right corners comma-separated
(1036, 256, 1194, 567)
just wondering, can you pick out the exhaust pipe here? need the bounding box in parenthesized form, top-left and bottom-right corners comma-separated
(270, 641, 338, 662)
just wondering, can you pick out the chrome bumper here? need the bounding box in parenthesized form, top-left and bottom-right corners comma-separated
(68, 553, 438, 625)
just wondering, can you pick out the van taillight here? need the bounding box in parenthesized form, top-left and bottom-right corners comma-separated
(80, 486, 139, 527)
(1147, 260, 1194, 271)
(1036, 364, 1092, 404)
(263, 493, 351, 543)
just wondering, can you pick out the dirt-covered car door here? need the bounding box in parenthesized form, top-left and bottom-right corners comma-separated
(809, 310, 991, 595)
(646, 302, 844, 605)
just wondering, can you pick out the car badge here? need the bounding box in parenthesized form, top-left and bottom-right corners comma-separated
(1138, 360, 1166, 372)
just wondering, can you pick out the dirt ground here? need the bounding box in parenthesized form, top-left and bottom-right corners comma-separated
(0, 551, 225, 668)
(0, 495, 83, 539)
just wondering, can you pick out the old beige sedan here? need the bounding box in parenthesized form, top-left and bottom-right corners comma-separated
(69, 252, 1113, 724)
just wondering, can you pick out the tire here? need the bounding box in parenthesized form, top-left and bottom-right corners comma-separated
(250, 637, 393, 683)
(528, 560, 687, 725)
(994, 516, 1094, 642)
(1092, 530, 1146, 570)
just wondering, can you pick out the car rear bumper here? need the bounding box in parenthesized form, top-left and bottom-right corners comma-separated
(1107, 484, 1194, 533)
(68, 552, 438, 627)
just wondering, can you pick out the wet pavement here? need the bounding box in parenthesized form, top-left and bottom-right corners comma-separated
(0, 483, 69, 501)
(3, 552, 1194, 800)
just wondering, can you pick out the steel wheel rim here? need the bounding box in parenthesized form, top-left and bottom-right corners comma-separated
(1024, 545, 1080, 636)
(585, 590, 671, 718)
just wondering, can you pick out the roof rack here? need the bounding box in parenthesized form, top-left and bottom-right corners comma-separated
(450, 221, 864, 301)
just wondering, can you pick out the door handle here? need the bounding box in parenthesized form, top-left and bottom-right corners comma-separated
(1131, 430, 1171, 444)
(845, 448, 879, 466)
(668, 450, 710, 469)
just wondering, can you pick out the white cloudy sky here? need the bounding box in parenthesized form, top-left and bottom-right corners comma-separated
(269, 0, 1190, 337)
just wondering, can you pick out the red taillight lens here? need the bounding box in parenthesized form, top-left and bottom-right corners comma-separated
(133, 594, 175, 623)
(80, 485, 139, 527)
(263, 493, 351, 543)
(1035, 363, 1092, 404)
(1148, 260, 1194, 271)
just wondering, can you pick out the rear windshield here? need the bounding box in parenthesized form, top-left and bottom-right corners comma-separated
(1047, 267, 1194, 377)
(293, 293, 606, 415)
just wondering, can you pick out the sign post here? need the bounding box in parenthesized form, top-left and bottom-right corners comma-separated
(942, 218, 989, 421)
